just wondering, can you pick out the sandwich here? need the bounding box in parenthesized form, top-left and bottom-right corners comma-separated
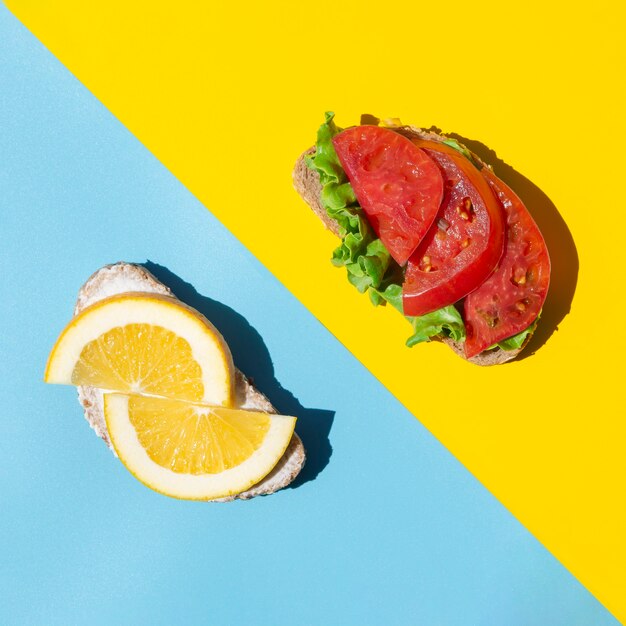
(45, 262, 305, 501)
(293, 113, 551, 365)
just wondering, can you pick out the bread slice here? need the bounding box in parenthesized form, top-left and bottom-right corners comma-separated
(74, 262, 305, 501)
(293, 126, 532, 366)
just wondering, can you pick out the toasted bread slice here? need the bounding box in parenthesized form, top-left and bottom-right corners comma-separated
(74, 262, 305, 500)
(293, 126, 532, 365)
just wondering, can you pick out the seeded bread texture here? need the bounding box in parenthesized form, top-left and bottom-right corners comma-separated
(75, 262, 305, 500)
(292, 125, 529, 366)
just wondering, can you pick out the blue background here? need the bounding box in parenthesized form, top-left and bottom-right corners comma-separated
(0, 7, 617, 625)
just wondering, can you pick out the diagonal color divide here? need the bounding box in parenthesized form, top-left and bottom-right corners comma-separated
(6, 1, 625, 621)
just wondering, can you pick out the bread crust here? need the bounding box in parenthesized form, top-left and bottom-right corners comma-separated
(292, 125, 528, 366)
(292, 148, 341, 237)
(74, 262, 305, 500)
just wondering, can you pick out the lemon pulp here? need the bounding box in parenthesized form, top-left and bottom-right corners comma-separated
(72, 324, 204, 401)
(127, 396, 270, 474)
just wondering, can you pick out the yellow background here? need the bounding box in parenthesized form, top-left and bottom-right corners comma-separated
(7, 0, 625, 619)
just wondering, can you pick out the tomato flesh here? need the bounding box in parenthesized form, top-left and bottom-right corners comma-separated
(402, 141, 505, 317)
(464, 169, 551, 358)
(332, 126, 444, 265)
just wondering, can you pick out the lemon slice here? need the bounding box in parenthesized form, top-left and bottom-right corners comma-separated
(104, 394, 296, 499)
(44, 293, 234, 406)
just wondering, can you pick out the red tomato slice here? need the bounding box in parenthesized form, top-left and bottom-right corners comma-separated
(332, 126, 444, 265)
(402, 141, 505, 317)
(464, 169, 551, 358)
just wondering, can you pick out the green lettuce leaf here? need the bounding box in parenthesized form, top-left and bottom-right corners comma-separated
(495, 316, 539, 351)
(368, 280, 403, 310)
(406, 305, 466, 347)
(441, 138, 482, 169)
(306, 112, 394, 294)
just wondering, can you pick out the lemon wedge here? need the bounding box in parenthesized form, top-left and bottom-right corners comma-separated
(44, 293, 234, 406)
(104, 394, 296, 500)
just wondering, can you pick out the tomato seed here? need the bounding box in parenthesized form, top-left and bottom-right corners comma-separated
(456, 198, 475, 222)
(511, 266, 527, 286)
(479, 309, 499, 328)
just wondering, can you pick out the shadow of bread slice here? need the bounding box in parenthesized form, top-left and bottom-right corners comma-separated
(292, 127, 532, 366)
(75, 262, 305, 500)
